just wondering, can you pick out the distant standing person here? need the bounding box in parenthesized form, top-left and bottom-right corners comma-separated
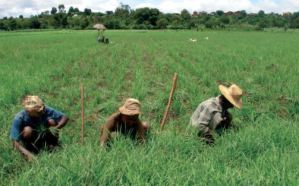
(10, 96, 69, 161)
(190, 84, 243, 144)
(100, 98, 149, 147)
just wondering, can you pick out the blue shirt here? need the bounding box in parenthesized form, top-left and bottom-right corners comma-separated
(10, 106, 65, 141)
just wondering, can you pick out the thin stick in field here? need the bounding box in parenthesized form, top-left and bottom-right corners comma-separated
(160, 73, 178, 130)
(80, 84, 85, 143)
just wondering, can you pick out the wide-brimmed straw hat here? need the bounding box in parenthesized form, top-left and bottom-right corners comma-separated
(119, 98, 141, 116)
(219, 84, 243, 109)
(22, 95, 44, 113)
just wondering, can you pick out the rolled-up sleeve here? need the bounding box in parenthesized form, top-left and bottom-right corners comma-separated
(46, 107, 64, 123)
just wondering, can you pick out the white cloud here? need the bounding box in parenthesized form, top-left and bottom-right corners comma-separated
(1, 0, 299, 18)
(135, 3, 157, 9)
(73, 0, 120, 12)
(134, 0, 299, 13)
(0, 0, 121, 17)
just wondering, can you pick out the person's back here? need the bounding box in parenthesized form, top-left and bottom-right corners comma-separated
(190, 84, 243, 144)
(190, 97, 223, 130)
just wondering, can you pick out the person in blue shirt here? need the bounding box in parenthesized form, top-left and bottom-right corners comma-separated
(10, 95, 69, 161)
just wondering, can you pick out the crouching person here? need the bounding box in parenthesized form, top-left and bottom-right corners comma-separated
(100, 98, 149, 148)
(10, 96, 69, 161)
(190, 84, 243, 144)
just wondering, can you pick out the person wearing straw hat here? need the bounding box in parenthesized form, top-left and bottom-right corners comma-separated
(10, 96, 69, 161)
(100, 98, 149, 147)
(190, 84, 243, 144)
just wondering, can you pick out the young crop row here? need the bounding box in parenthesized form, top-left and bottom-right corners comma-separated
(0, 30, 298, 185)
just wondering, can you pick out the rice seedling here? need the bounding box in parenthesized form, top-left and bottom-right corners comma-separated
(0, 30, 298, 185)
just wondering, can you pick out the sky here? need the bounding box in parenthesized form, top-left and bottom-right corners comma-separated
(0, 0, 299, 18)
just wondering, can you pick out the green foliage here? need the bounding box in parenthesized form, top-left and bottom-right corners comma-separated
(51, 7, 57, 15)
(29, 17, 41, 29)
(133, 7, 161, 27)
(0, 30, 298, 185)
(181, 9, 191, 21)
(8, 18, 17, 30)
(1, 4, 299, 31)
(84, 8, 92, 16)
(157, 18, 169, 29)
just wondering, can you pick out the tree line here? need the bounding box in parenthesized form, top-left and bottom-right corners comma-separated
(1, 4, 299, 31)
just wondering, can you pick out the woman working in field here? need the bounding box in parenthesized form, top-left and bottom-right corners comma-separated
(99, 98, 149, 147)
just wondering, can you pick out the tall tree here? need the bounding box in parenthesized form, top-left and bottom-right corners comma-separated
(181, 9, 191, 21)
(51, 7, 57, 15)
(58, 4, 66, 13)
(84, 8, 92, 16)
(29, 16, 41, 29)
(134, 8, 161, 27)
(68, 6, 75, 16)
(8, 17, 17, 30)
(0, 21, 6, 30)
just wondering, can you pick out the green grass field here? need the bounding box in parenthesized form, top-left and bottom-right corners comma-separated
(0, 30, 298, 185)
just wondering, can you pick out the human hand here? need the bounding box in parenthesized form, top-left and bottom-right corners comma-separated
(222, 113, 232, 127)
(202, 132, 214, 145)
(100, 142, 107, 149)
(49, 127, 60, 137)
(27, 153, 36, 162)
(142, 122, 150, 131)
(48, 119, 57, 127)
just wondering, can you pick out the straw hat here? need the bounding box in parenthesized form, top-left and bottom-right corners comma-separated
(119, 98, 141, 116)
(22, 95, 44, 113)
(218, 84, 243, 109)
(93, 23, 106, 30)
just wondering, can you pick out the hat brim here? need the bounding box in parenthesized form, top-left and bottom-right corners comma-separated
(219, 85, 242, 109)
(119, 106, 140, 116)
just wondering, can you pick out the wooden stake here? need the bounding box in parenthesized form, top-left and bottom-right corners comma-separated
(160, 73, 178, 130)
(80, 84, 85, 143)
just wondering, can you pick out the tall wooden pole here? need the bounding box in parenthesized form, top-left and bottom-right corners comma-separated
(160, 73, 178, 130)
(80, 84, 85, 143)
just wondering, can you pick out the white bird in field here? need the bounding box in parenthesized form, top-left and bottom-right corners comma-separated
(205, 37, 209, 40)
(189, 38, 197, 42)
